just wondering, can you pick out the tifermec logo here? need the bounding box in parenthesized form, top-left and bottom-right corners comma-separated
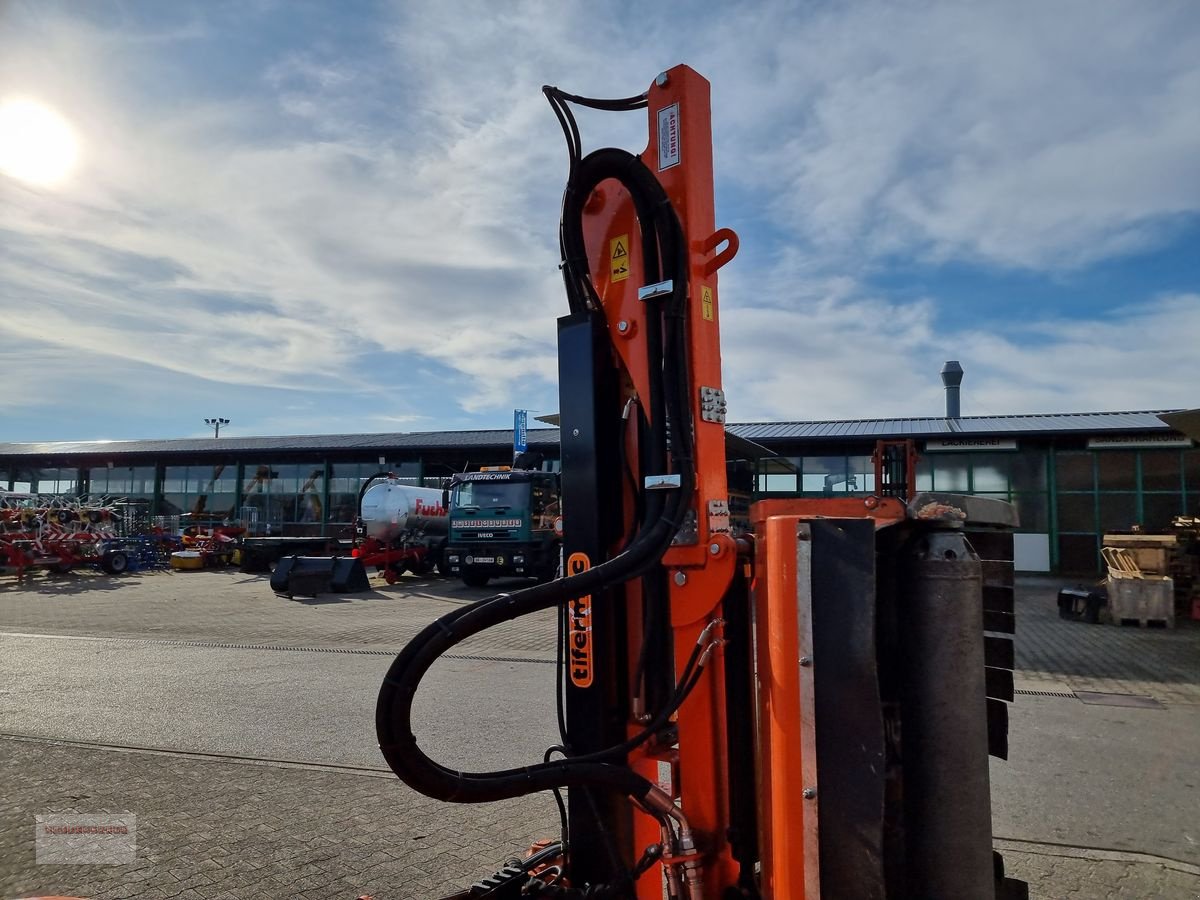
(567, 552, 593, 688)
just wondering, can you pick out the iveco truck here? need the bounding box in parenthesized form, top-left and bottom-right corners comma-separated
(444, 467, 561, 587)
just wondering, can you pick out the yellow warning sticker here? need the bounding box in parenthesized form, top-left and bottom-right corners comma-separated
(701, 285, 714, 321)
(610, 234, 630, 283)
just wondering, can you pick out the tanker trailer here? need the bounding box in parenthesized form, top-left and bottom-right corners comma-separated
(354, 474, 449, 581)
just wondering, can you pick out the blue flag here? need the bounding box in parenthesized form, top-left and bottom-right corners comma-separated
(513, 409, 528, 459)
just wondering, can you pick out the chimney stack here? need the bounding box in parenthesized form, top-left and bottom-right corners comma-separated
(941, 360, 964, 418)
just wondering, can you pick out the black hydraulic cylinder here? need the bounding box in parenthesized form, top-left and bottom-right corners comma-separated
(900, 528, 995, 900)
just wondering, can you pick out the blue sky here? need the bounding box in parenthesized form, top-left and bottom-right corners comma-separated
(1, 0, 1198, 441)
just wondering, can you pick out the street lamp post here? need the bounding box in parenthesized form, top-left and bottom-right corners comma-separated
(205, 417, 230, 438)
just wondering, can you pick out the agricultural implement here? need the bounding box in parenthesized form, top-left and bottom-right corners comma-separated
(0, 495, 171, 580)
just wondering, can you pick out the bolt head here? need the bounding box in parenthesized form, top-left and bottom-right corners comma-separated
(673, 571, 687, 586)
(655, 72, 669, 87)
(617, 320, 629, 333)
(803, 787, 817, 800)
(799, 656, 812, 667)
(572, 428, 580, 437)
(709, 542, 720, 556)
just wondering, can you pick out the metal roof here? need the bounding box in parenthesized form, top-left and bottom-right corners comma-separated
(0, 411, 1181, 459)
(726, 411, 1178, 442)
(0, 428, 562, 459)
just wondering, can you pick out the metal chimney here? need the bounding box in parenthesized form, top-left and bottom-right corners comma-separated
(941, 361, 964, 418)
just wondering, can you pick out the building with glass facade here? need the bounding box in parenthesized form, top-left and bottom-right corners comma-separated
(3, 410, 1195, 574)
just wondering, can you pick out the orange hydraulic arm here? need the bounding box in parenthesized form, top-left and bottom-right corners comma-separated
(569, 65, 742, 898)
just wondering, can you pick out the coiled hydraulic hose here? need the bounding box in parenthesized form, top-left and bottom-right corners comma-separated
(376, 84, 695, 830)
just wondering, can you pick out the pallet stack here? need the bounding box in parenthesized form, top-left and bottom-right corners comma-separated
(1102, 530, 1200, 625)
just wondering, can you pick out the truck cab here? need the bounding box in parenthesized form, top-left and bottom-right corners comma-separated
(444, 468, 561, 587)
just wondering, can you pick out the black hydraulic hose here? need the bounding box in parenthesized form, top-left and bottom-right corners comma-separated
(548, 87, 648, 112)
(375, 474, 689, 803)
(376, 98, 695, 819)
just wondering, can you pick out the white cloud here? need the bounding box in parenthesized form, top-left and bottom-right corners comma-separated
(722, 289, 1200, 422)
(0, 0, 1197, 441)
(705, 0, 1200, 270)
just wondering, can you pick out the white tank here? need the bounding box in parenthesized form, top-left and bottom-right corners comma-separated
(359, 480, 449, 544)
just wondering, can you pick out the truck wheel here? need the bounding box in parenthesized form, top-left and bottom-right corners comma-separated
(463, 573, 490, 588)
(102, 551, 129, 575)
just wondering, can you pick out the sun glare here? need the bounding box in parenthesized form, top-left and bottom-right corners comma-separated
(0, 98, 80, 187)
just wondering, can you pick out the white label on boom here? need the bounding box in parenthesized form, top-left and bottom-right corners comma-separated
(657, 103, 680, 170)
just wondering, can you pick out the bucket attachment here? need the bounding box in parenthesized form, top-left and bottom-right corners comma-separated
(270, 555, 369, 597)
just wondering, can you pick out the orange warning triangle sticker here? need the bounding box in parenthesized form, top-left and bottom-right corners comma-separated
(612, 240, 628, 258)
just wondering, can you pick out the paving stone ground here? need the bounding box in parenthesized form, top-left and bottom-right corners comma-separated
(1014, 576, 1200, 705)
(0, 737, 557, 900)
(0, 568, 558, 659)
(3, 569, 1200, 898)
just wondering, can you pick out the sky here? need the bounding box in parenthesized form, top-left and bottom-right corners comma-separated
(1, 0, 1198, 442)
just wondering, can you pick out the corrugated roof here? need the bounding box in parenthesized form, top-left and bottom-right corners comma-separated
(726, 411, 1178, 442)
(0, 411, 1180, 458)
(0, 428, 561, 458)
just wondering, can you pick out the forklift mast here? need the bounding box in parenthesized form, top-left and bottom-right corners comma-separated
(376, 66, 1027, 900)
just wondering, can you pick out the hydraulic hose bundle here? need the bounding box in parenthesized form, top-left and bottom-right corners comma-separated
(375, 84, 701, 891)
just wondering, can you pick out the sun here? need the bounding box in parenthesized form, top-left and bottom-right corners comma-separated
(0, 98, 80, 187)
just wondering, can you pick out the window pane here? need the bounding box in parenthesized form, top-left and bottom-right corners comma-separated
(294, 465, 326, 524)
(1058, 534, 1099, 574)
(1183, 450, 1200, 492)
(162, 466, 188, 495)
(1055, 453, 1093, 492)
(932, 455, 969, 492)
(242, 463, 284, 525)
(1143, 494, 1183, 530)
(1057, 494, 1095, 532)
(328, 463, 371, 524)
(760, 473, 797, 493)
(191, 463, 238, 520)
(167, 465, 197, 517)
(971, 454, 1011, 492)
(1096, 452, 1136, 491)
(801, 456, 848, 494)
(759, 457, 799, 494)
(37, 467, 79, 494)
(1140, 451, 1181, 492)
(915, 457, 933, 491)
(847, 456, 875, 494)
(1011, 452, 1048, 492)
(86, 468, 106, 495)
(1098, 493, 1138, 532)
(131, 467, 156, 496)
(1013, 494, 1048, 532)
